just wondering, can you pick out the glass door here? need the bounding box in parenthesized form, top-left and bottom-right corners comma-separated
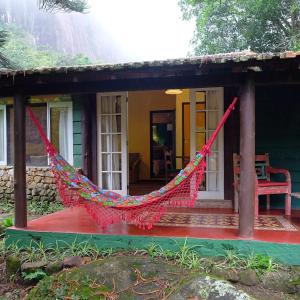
(97, 92, 128, 195)
(190, 88, 224, 199)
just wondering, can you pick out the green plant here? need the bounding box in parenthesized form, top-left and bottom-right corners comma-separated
(2, 217, 14, 228)
(245, 253, 279, 275)
(22, 269, 47, 281)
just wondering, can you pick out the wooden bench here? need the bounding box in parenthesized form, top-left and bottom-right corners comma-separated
(233, 153, 291, 216)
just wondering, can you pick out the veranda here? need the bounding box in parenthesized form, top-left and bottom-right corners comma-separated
(2, 51, 300, 264)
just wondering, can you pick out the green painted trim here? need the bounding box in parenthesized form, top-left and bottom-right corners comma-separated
(5, 229, 300, 265)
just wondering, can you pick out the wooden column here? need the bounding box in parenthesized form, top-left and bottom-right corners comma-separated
(14, 93, 27, 228)
(239, 76, 255, 238)
(82, 94, 97, 183)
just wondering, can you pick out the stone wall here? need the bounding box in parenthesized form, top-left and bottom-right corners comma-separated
(0, 167, 58, 202)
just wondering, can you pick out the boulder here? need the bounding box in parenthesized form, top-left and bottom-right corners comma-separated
(262, 270, 298, 294)
(21, 261, 48, 274)
(239, 269, 259, 286)
(211, 266, 239, 282)
(45, 261, 63, 275)
(27, 256, 251, 300)
(63, 256, 83, 268)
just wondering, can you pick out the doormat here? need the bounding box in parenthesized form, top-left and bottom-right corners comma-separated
(156, 212, 298, 231)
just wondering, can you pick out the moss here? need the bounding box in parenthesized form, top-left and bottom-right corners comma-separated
(6, 255, 21, 278)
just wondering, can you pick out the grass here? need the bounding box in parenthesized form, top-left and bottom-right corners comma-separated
(0, 199, 63, 217)
(0, 235, 283, 278)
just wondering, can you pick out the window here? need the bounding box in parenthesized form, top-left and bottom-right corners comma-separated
(48, 102, 73, 165)
(0, 105, 6, 165)
(5, 101, 73, 166)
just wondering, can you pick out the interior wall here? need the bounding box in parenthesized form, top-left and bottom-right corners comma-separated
(128, 90, 176, 180)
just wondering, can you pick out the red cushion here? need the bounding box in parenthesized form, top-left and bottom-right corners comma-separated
(258, 180, 288, 187)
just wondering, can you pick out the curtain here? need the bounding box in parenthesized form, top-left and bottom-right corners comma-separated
(59, 108, 69, 161)
(0, 109, 4, 162)
(101, 96, 121, 190)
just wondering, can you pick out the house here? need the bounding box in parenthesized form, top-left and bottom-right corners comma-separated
(2, 51, 300, 263)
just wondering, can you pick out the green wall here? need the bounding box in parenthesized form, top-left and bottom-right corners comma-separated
(72, 97, 82, 168)
(256, 86, 300, 209)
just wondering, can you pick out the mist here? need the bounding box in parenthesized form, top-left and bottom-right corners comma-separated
(0, 0, 194, 64)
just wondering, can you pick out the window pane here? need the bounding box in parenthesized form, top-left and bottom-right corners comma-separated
(7, 107, 13, 164)
(102, 173, 110, 189)
(111, 134, 121, 152)
(111, 115, 121, 133)
(101, 134, 110, 152)
(0, 109, 4, 162)
(208, 172, 218, 191)
(112, 154, 121, 171)
(27, 106, 48, 166)
(112, 173, 121, 190)
(102, 154, 111, 171)
(101, 116, 110, 133)
(196, 132, 205, 150)
(50, 107, 69, 160)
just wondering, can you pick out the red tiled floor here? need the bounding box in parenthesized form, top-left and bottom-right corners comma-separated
(17, 206, 300, 244)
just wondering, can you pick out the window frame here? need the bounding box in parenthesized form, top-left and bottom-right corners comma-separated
(0, 105, 7, 166)
(47, 101, 73, 165)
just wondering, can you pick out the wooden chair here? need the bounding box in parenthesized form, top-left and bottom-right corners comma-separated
(233, 153, 291, 216)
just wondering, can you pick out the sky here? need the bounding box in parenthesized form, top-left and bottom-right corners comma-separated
(89, 0, 195, 61)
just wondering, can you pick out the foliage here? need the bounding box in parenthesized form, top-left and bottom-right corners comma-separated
(22, 269, 47, 281)
(0, 23, 92, 69)
(38, 0, 88, 13)
(216, 250, 280, 275)
(1, 217, 14, 228)
(179, 0, 300, 54)
(0, 199, 14, 214)
(27, 200, 64, 216)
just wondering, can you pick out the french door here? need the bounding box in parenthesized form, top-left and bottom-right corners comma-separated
(97, 92, 128, 195)
(190, 88, 224, 199)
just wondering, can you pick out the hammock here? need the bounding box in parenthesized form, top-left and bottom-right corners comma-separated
(27, 97, 238, 229)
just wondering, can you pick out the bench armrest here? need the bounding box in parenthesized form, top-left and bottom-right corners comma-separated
(267, 166, 291, 182)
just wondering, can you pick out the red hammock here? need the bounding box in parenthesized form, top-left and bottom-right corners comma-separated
(27, 97, 238, 229)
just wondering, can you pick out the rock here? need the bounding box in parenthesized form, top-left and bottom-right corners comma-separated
(63, 256, 83, 268)
(34, 176, 41, 183)
(211, 266, 239, 282)
(262, 271, 297, 294)
(6, 255, 21, 278)
(45, 261, 63, 275)
(21, 261, 48, 274)
(83, 257, 92, 264)
(239, 269, 259, 286)
(27, 256, 251, 300)
(170, 276, 252, 300)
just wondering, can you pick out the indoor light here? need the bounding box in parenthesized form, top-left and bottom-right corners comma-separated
(165, 89, 183, 95)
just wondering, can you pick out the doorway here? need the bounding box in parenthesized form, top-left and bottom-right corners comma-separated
(150, 110, 175, 179)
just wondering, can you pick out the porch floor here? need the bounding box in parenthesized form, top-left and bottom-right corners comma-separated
(13, 207, 300, 244)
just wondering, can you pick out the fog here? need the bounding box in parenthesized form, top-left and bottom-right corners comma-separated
(0, 0, 194, 63)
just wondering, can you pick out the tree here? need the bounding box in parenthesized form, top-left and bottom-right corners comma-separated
(179, 0, 300, 55)
(0, 23, 92, 69)
(0, 0, 88, 68)
(38, 0, 88, 13)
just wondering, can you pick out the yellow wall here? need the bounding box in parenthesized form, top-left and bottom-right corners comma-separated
(128, 90, 176, 180)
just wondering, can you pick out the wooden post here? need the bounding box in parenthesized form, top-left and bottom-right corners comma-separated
(239, 75, 255, 238)
(14, 93, 27, 228)
(82, 94, 97, 183)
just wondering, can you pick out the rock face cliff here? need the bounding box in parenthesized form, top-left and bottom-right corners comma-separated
(0, 0, 128, 63)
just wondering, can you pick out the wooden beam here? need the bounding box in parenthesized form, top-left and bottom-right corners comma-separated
(14, 93, 27, 228)
(239, 75, 255, 238)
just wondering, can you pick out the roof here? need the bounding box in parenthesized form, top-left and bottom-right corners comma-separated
(1, 50, 300, 78)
